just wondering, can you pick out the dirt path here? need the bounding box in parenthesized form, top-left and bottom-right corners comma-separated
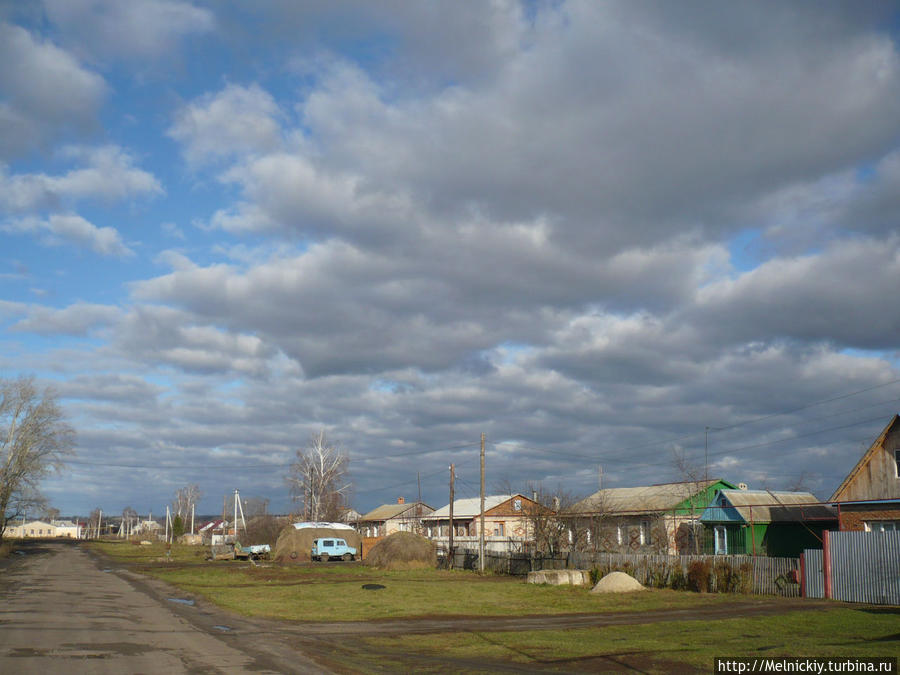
(0, 540, 839, 674)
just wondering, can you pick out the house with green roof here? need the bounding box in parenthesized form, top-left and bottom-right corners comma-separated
(570, 479, 737, 554)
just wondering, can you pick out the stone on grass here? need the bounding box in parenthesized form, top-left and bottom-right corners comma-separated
(590, 571, 646, 594)
(526, 569, 590, 586)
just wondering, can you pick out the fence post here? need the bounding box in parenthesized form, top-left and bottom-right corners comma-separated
(799, 553, 805, 598)
(823, 529, 832, 600)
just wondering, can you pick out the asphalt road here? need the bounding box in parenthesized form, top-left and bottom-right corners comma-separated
(0, 540, 326, 674)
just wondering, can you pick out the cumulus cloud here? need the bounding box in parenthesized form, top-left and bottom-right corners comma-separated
(168, 84, 283, 166)
(0, 145, 162, 213)
(4, 213, 133, 257)
(41, 0, 214, 62)
(10, 301, 121, 336)
(0, 22, 106, 158)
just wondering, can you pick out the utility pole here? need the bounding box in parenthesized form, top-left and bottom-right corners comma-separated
(191, 502, 195, 536)
(448, 464, 455, 569)
(705, 426, 710, 484)
(598, 465, 603, 490)
(479, 432, 485, 574)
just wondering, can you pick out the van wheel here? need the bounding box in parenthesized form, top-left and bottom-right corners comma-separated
(321, 553, 329, 562)
(343, 553, 352, 562)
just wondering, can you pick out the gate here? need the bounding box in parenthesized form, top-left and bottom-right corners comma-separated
(803, 531, 900, 605)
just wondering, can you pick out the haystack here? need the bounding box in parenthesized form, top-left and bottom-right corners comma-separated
(590, 571, 647, 594)
(274, 524, 361, 563)
(365, 531, 436, 570)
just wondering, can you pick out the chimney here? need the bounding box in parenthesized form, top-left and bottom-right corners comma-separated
(397, 496, 405, 504)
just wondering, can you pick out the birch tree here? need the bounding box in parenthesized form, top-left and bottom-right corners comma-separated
(0, 377, 75, 541)
(173, 484, 202, 520)
(288, 430, 350, 522)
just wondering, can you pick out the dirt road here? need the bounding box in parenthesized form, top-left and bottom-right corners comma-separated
(0, 540, 834, 674)
(0, 540, 325, 674)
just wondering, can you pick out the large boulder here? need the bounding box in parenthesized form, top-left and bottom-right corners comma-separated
(526, 569, 590, 586)
(365, 531, 436, 570)
(273, 523, 361, 563)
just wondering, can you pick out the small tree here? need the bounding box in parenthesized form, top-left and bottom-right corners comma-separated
(287, 430, 351, 522)
(172, 484, 202, 520)
(524, 485, 585, 556)
(121, 506, 138, 537)
(172, 514, 185, 538)
(0, 377, 75, 542)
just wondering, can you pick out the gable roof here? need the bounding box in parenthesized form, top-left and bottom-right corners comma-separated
(701, 489, 837, 524)
(571, 479, 734, 514)
(424, 494, 527, 520)
(360, 502, 433, 522)
(830, 414, 900, 502)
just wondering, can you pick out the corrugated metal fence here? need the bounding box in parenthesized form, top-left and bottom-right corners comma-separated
(809, 531, 900, 605)
(441, 548, 800, 596)
(803, 549, 824, 599)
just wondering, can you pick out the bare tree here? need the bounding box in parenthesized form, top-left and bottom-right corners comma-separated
(0, 377, 75, 542)
(523, 484, 585, 556)
(43, 505, 61, 522)
(121, 506, 139, 537)
(172, 484, 203, 520)
(288, 430, 351, 522)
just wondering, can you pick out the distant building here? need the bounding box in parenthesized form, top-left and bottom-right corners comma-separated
(359, 498, 434, 538)
(6, 519, 83, 539)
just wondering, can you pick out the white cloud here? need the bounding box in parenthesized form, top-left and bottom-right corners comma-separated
(42, 0, 214, 62)
(168, 84, 283, 166)
(0, 145, 162, 213)
(0, 22, 106, 158)
(4, 213, 134, 257)
(11, 301, 121, 336)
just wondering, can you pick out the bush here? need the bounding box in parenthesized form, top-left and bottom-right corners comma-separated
(670, 566, 687, 590)
(687, 560, 712, 593)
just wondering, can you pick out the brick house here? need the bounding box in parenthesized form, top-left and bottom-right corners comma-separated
(830, 415, 900, 532)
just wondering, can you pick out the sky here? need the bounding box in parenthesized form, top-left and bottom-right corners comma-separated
(2, 1, 900, 518)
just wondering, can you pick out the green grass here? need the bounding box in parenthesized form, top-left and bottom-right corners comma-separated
(362, 607, 900, 672)
(88, 541, 898, 672)
(90, 540, 744, 622)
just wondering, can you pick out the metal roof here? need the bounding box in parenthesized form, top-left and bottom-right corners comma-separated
(702, 490, 837, 523)
(571, 479, 726, 514)
(423, 494, 523, 520)
(360, 502, 433, 522)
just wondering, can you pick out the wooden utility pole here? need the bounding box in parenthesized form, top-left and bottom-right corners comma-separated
(448, 464, 455, 569)
(479, 432, 485, 573)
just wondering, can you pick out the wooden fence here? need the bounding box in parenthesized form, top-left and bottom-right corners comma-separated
(440, 548, 801, 596)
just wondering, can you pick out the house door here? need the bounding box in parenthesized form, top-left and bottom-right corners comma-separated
(714, 526, 727, 555)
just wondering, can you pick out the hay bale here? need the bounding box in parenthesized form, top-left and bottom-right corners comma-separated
(365, 531, 436, 570)
(590, 571, 647, 594)
(274, 526, 361, 563)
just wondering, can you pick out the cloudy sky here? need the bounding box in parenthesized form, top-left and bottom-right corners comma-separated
(2, 1, 900, 518)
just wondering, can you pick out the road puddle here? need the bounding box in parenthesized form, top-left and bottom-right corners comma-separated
(167, 598, 195, 606)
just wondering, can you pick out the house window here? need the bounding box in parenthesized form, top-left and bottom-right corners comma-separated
(865, 521, 899, 532)
(895, 449, 900, 478)
(639, 521, 650, 546)
(498, 522, 505, 537)
(616, 524, 623, 545)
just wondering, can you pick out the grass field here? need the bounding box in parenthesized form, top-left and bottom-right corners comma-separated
(90, 540, 744, 621)
(89, 540, 900, 672)
(358, 607, 900, 672)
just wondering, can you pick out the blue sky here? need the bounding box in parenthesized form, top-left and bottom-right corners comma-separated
(3, 1, 900, 518)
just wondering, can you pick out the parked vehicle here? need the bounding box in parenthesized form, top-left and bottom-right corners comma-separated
(311, 538, 357, 562)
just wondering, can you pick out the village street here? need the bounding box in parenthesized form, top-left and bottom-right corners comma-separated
(0, 540, 837, 674)
(0, 540, 325, 674)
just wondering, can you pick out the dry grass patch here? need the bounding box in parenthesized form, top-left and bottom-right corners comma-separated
(365, 532, 436, 570)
